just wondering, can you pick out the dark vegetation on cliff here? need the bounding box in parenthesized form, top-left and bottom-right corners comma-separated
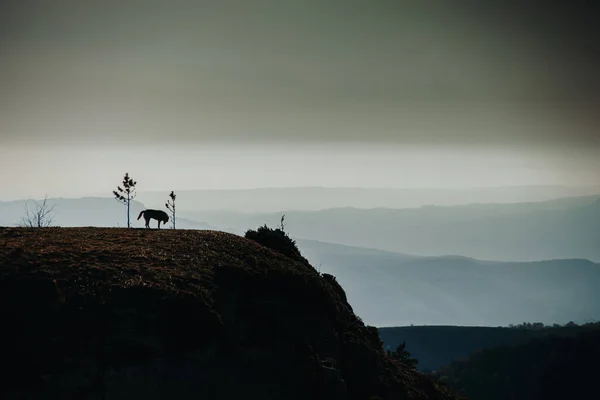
(0, 227, 461, 400)
(431, 328, 600, 400)
(244, 221, 308, 266)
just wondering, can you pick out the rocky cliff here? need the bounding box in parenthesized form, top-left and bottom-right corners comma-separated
(0, 227, 461, 400)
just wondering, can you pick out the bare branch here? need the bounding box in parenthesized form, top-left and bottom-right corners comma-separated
(18, 195, 56, 228)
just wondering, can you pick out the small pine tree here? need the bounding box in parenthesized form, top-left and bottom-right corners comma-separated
(165, 190, 176, 229)
(387, 342, 419, 370)
(279, 214, 286, 231)
(113, 172, 137, 228)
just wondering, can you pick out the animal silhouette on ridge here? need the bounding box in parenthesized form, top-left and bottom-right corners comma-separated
(137, 209, 169, 229)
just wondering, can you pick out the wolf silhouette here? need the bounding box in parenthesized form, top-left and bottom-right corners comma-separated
(137, 209, 169, 229)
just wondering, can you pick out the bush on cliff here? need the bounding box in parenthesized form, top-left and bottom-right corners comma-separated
(244, 222, 303, 262)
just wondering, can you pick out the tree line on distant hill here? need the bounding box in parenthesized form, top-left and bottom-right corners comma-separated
(429, 326, 600, 400)
(506, 321, 583, 330)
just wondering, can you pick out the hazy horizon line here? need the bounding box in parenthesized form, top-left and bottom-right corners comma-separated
(2, 184, 600, 203)
(4, 190, 600, 205)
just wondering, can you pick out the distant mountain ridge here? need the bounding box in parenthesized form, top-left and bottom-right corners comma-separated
(295, 239, 600, 327)
(138, 185, 600, 213)
(189, 195, 600, 262)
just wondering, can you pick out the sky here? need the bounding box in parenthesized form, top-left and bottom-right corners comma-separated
(1, 0, 599, 199)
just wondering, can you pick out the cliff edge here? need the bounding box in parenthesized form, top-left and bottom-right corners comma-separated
(0, 227, 461, 400)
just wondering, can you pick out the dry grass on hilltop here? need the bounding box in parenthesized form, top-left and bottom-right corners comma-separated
(0, 227, 462, 400)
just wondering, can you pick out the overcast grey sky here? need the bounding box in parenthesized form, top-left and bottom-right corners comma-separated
(1, 0, 599, 199)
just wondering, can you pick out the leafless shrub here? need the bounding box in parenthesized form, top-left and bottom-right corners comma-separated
(18, 195, 57, 228)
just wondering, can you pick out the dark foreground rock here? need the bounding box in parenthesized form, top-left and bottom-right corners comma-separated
(0, 228, 461, 400)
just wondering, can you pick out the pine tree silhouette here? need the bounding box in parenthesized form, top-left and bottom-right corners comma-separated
(113, 172, 137, 228)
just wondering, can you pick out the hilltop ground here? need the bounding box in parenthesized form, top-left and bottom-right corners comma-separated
(0, 227, 461, 400)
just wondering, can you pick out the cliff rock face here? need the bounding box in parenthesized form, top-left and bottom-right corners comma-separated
(0, 228, 460, 400)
